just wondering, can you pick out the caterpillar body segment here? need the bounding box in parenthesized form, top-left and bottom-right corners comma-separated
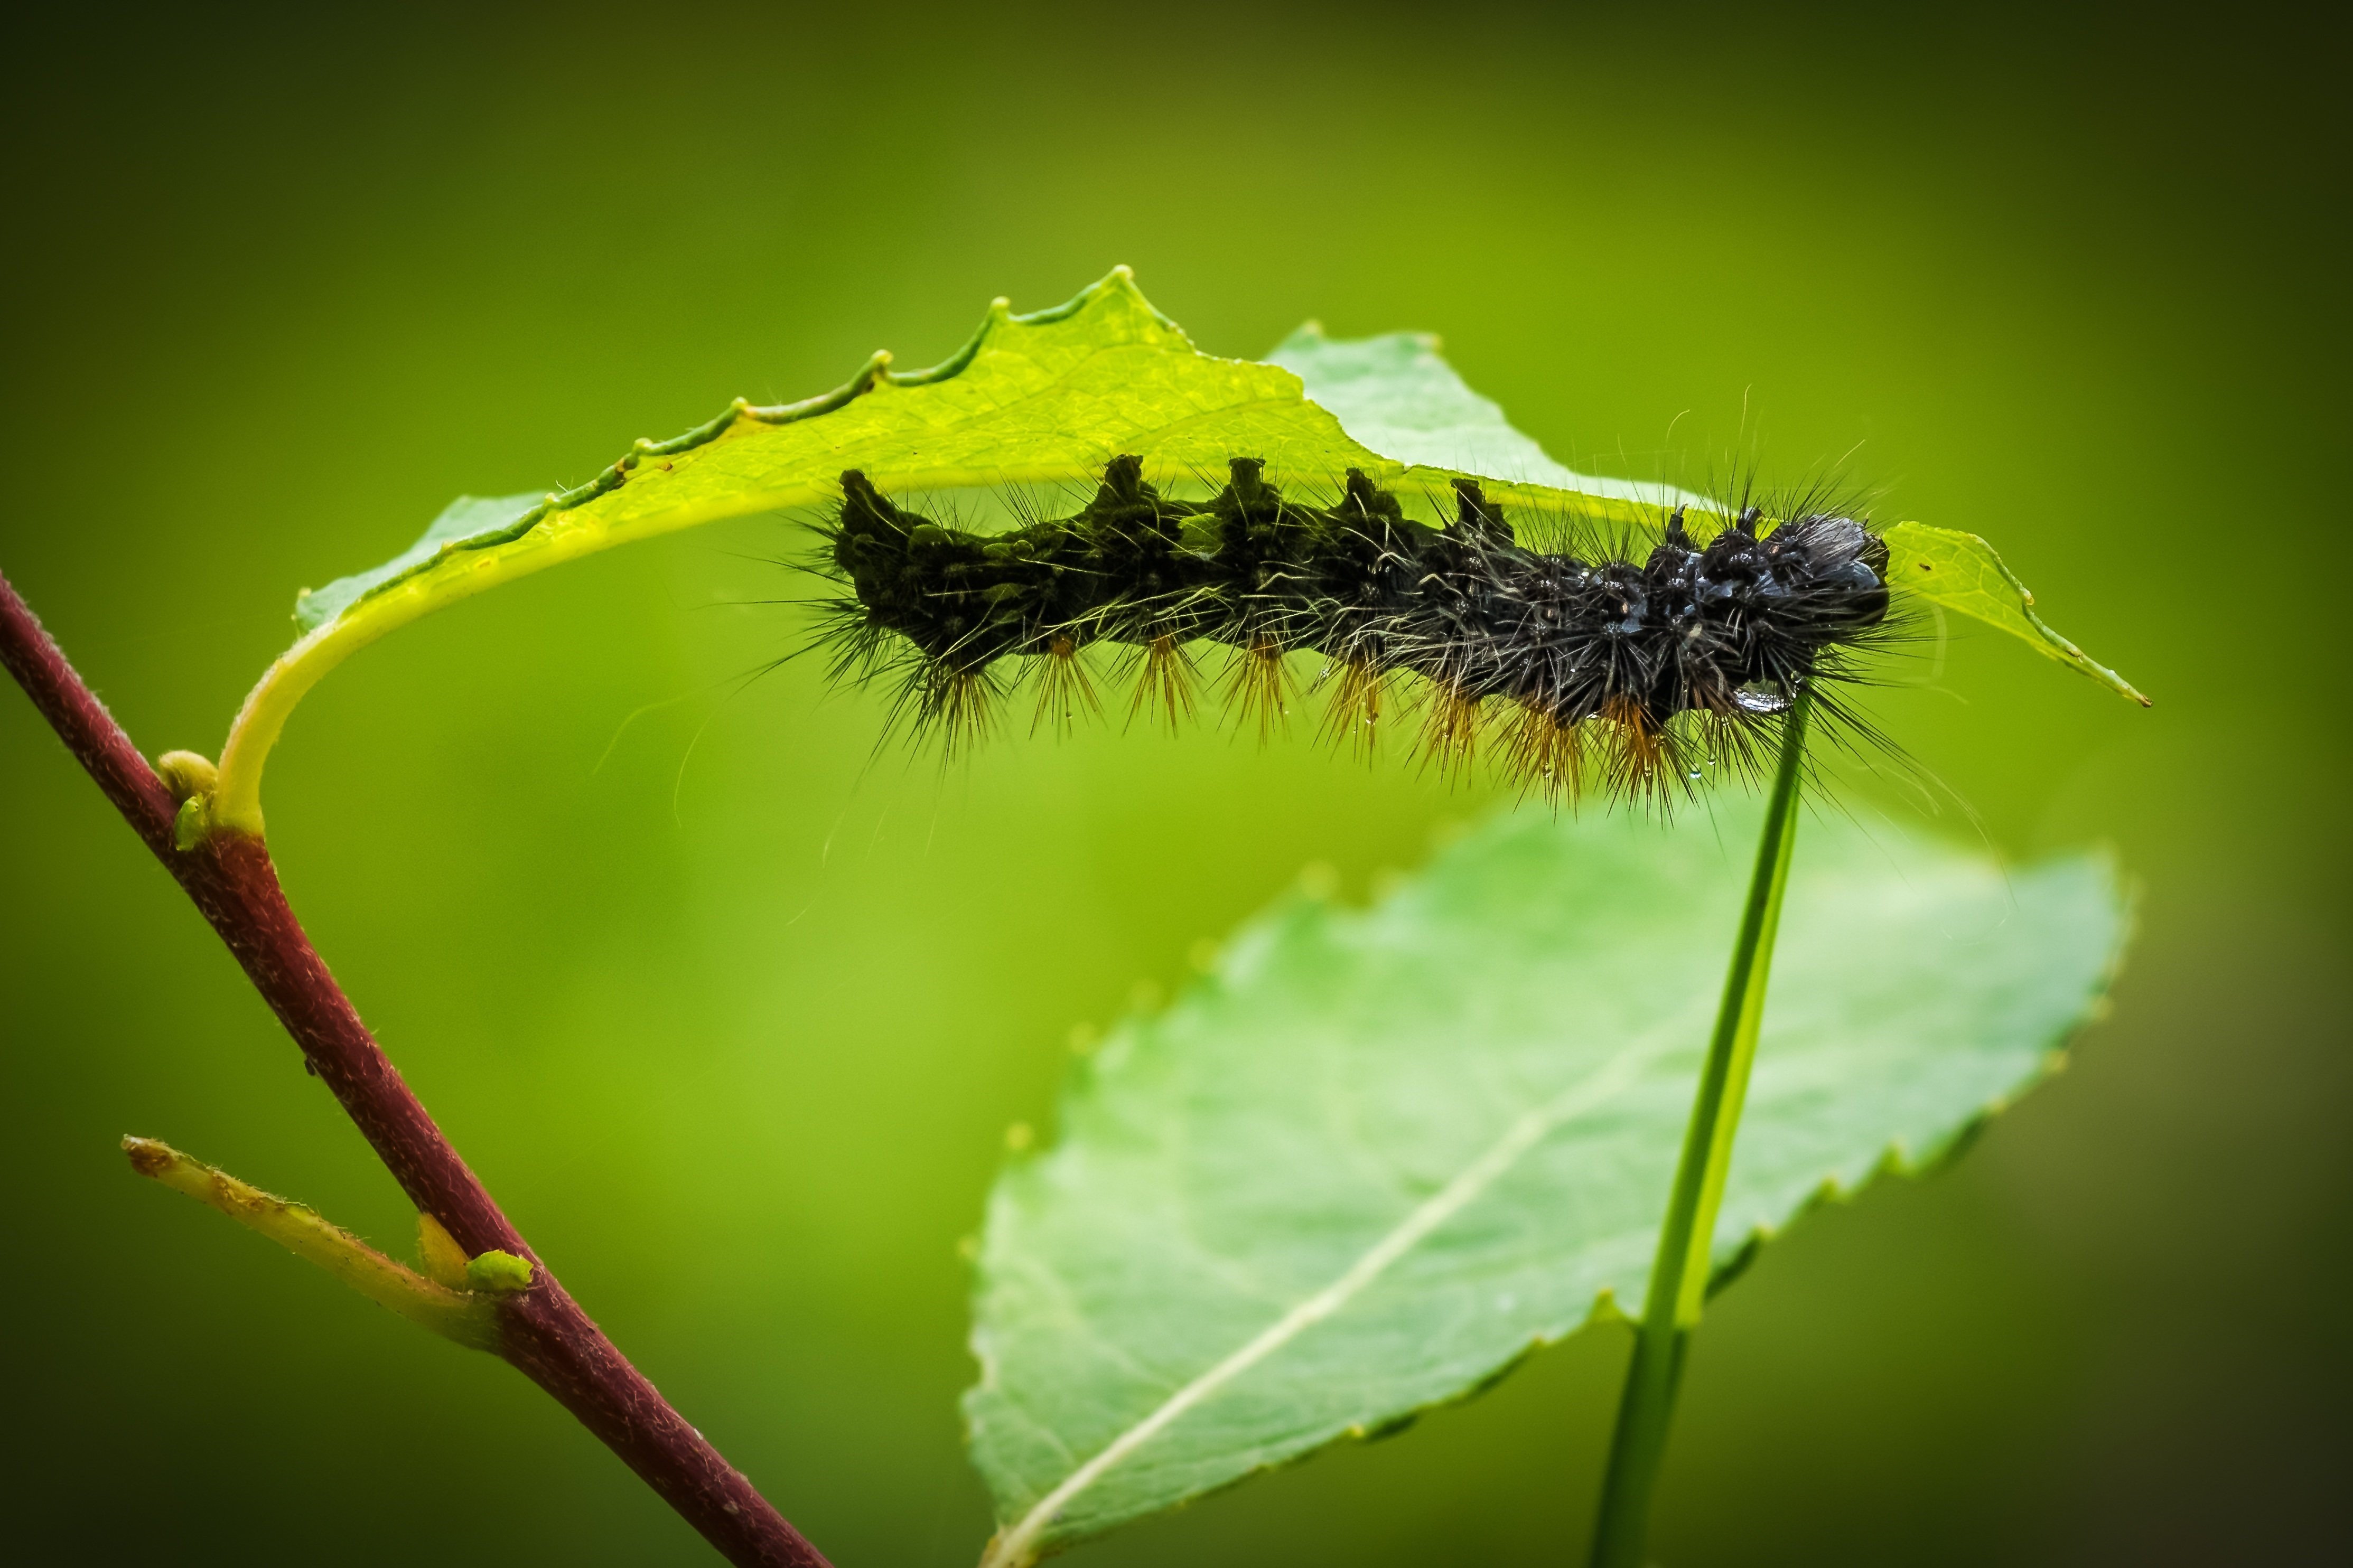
(819, 456, 1892, 805)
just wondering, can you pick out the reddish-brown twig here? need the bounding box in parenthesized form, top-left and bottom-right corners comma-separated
(0, 568, 830, 1568)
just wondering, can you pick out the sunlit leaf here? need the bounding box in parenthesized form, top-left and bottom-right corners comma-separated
(1264, 324, 1689, 508)
(293, 271, 1620, 653)
(962, 801, 2125, 1564)
(1882, 523, 2149, 705)
(296, 491, 541, 633)
(214, 269, 2139, 832)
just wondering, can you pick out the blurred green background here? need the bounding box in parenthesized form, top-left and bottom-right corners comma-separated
(3, 4, 2343, 1563)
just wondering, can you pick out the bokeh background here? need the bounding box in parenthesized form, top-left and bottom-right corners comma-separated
(3, 4, 2344, 1563)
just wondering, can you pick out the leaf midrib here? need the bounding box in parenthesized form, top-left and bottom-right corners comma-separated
(980, 1006, 1704, 1568)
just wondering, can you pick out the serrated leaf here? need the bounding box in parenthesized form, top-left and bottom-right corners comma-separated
(293, 271, 1626, 653)
(1265, 324, 1695, 508)
(297, 286, 1670, 650)
(963, 802, 2124, 1564)
(213, 269, 2140, 833)
(295, 491, 543, 632)
(1883, 523, 2149, 705)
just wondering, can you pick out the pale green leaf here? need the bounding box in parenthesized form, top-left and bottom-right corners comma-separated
(1266, 332, 2145, 704)
(288, 273, 1562, 653)
(296, 491, 542, 632)
(217, 269, 1629, 830)
(964, 802, 2124, 1563)
(1884, 522, 2149, 705)
(1265, 325, 1697, 508)
(212, 270, 2139, 833)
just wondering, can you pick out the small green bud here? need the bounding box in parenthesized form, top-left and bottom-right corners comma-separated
(172, 795, 209, 852)
(154, 750, 218, 801)
(465, 1250, 534, 1294)
(157, 752, 217, 851)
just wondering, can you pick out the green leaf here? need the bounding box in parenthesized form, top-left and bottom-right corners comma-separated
(1265, 324, 1696, 508)
(1883, 523, 2150, 705)
(297, 292, 1668, 662)
(963, 802, 2124, 1564)
(211, 269, 2139, 834)
(210, 269, 1542, 832)
(296, 491, 543, 633)
(279, 275, 1485, 645)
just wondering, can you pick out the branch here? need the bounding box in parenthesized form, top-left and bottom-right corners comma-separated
(123, 1135, 508, 1351)
(0, 569, 830, 1568)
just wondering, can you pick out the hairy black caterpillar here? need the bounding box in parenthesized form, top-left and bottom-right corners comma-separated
(813, 456, 1893, 806)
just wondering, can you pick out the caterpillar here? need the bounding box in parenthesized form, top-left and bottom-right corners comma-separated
(811, 455, 1894, 807)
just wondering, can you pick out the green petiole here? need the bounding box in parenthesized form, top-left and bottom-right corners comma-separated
(1587, 689, 1813, 1567)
